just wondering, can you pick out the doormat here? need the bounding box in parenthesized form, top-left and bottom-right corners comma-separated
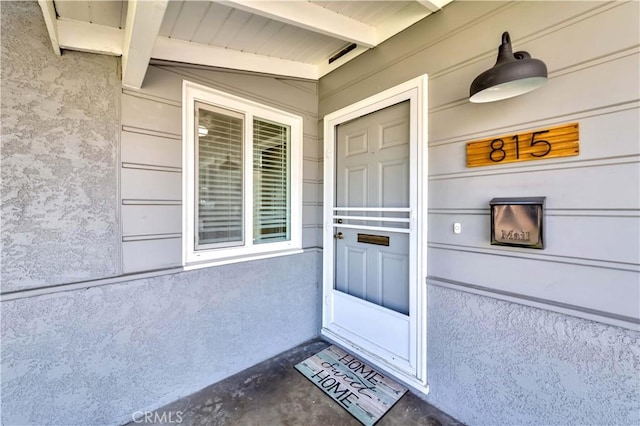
(295, 345, 407, 426)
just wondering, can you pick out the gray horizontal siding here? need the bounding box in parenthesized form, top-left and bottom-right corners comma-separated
(319, 0, 640, 325)
(0, 4, 323, 426)
(120, 66, 321, 273)
(318, 1, 640, 425)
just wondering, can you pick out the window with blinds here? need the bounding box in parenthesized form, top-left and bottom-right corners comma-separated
(183, 80, 302, 266)
(196, 103, 244, 249)
(253, 119, 290, 244)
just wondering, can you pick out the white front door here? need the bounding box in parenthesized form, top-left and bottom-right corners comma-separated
(322, 76, 428, 386)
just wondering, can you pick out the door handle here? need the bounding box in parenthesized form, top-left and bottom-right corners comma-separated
(334, 232, 344, 240)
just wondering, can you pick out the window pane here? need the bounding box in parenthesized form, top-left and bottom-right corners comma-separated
(196, 103, 244, 248)
(253, 118, 290, 244)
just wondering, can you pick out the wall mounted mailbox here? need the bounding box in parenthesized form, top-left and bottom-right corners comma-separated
(490, 197, 545, 249)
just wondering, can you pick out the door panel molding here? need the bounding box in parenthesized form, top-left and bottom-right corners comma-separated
(322, 75, 429, 388)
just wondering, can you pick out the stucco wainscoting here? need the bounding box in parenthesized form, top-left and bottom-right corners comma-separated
(1, 251, 322, 425)
(425, 284, 640, 425)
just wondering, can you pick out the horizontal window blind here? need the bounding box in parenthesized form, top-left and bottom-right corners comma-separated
(196, 103, 244, 248)
(183, 82, 302, 265)
(253, 118, 290, 244)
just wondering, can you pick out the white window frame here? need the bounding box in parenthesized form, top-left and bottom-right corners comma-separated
(182, 80, 303, 268)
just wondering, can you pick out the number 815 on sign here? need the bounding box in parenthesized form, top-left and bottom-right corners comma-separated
(466, 123, 579, 168)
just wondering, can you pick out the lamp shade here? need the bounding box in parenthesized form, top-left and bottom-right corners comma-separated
(470, 32, 547, 103)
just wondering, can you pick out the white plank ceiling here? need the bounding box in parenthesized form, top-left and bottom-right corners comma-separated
(39, 0, 453, 88)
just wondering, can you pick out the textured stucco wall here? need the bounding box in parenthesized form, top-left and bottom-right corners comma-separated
(1, 0, 120, 291)
(1, 251, 322, 425)
(3, 2, 637, 426)
(427, 285, 640, 425)
(1, 3, 322, 425)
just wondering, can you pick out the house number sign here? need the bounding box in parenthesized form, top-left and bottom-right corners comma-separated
(466, 122, 579, 168)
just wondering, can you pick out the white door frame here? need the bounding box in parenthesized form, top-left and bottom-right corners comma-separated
(321, 75, 428, 388)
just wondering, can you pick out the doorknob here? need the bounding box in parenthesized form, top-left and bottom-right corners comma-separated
(334, 232, 344, 239)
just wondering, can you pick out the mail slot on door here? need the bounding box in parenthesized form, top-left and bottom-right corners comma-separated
(357, 234, 390, 246)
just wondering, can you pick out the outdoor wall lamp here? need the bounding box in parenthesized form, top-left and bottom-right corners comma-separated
(469, 32, 547, 103)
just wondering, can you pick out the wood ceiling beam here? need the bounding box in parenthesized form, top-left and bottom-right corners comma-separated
(152, 36, 318, 80)
(122, 0, 169, 89)
(57, 19, 123, 56)
(417, 0, 454, 13)
(218, 0, 377, 48)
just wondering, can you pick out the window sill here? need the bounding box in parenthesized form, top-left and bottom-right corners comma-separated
(183, 248, 304, 271)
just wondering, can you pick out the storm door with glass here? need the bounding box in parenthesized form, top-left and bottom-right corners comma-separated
(322, 76, 428, 384)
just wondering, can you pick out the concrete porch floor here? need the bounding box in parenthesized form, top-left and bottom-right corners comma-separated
(130, 339, 464, 426)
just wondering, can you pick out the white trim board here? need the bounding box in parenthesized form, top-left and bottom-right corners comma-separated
(1, 250, 322, 302)
(428, 276, 640, 332)
(321, 75, 429, 389)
